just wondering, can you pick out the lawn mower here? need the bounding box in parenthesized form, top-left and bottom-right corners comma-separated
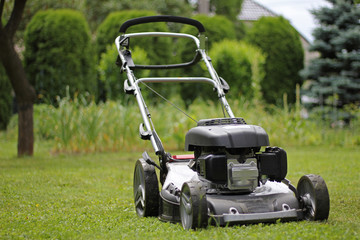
(115, 16, 330, 230)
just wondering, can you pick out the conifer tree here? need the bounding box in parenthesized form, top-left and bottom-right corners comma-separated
(302, 0, 360, 122)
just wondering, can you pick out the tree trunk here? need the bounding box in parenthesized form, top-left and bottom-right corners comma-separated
(17, 103, 34, 156)
(0, 21, 36, 157)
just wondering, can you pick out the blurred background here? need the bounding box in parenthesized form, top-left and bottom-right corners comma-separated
(1, 0, 359, 154)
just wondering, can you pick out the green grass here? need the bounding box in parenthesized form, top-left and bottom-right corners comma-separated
(1, 140, 359, 239)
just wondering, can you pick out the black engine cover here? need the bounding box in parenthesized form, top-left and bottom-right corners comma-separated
(185, 118, 269, 151)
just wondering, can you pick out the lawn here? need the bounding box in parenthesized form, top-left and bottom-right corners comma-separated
(1, 140, 359, 239)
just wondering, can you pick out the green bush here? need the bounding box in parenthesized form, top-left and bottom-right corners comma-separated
(96, 10, 188, 103)
(179, 14, 236, 61)
(98, 45, 150, 101)
(246, 16, 304, 105)
(209, 40, 266, 100)
(24, 9, 97, 104)
(177, 14, 237, 105)
(95, 10, 172, 65)
(0, 66, 12, 130)
(210, 0, 243, 21)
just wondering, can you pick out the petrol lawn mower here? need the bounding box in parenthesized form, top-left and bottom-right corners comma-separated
(115, 15, 330, 230)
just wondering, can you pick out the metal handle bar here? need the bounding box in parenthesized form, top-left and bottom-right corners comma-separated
(115, 33, 202, 70)
(119, 15, 206, 34)
(136, 77, 217, 87)
(121, 32, 201, 48)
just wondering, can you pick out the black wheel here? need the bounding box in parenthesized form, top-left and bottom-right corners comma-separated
(180, 181, 208, 230)
(297, 174, 330, 221)
(133, 158, 159, 217)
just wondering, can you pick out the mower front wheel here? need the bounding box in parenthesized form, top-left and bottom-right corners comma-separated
(180, 181, 208, 230)
(297, 174, 330, 221)
(133, 158, 159, 217)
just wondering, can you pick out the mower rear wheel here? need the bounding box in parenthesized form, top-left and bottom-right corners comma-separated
(180, 181, 208, 230)
(297, 174, 330, 221)
(133, 158, 159, 217)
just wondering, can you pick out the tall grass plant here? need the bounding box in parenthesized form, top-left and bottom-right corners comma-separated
(4, 91, 360, 154)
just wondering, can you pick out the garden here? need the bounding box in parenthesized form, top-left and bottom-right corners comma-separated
(1, 0, 360, 239)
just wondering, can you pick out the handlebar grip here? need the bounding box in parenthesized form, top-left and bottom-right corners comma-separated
(119, 15, 205, 33)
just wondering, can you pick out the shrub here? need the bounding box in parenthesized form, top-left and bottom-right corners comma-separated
(0, 66, 12, 130)
(98, 45, 150, 101)
(179, 14, 236, 61)
(24, 9, 97, 104)
(210, 0, 243, 21)
(177, 14, 237, 105)
(209, 40, 266, 100)
(246, 16, 304, 105)
(95, 10, 172, 65)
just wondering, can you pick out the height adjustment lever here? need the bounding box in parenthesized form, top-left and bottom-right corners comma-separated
(124, 79, 135, 95)
(139, 123, 152, 140)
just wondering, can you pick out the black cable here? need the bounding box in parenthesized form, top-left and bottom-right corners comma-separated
(140, 82, 198, 123)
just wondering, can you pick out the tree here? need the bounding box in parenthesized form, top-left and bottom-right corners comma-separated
(0, 0, 36, 156)
(210, 0, 243, 21)
(301, 0, 360, 122)
(246, 16, 304, 105)
(0, 66, 12, 130)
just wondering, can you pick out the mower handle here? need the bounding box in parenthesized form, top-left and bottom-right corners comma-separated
(119, 15, 206, 34)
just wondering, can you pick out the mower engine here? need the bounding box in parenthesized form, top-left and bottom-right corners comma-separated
(185, 118, 287, 192)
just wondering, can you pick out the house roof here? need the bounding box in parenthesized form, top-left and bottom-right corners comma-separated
(238, 0, 310, 44)
(238, 0, 278, 21)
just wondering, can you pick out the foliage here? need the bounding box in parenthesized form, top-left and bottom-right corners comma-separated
(84, 0, 192, 32)
(177, 14, 237, 105)
(98, 45, 150, 101)
(95, 10, 171, 63)
(209, 40, 266, 100)
(23, 9, 97, 104)
(301, 0, 360, 123)
(96, 10, 192, 103)
(210, 0, 243, 21)
(4, 92, 360, 154)
(180, 14, 236, 51)
(178, 14, 237, 66)
(246, 16, 304, 105)
(0, 142, 360, 239)
(3, 0, 193, 43)
(2, 0, 84, 42)
(0, 66, 12, 130)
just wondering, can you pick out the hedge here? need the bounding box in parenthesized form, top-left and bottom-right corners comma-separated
(209, 40, 266, 100)
(95, 10, 172, 65)
(24, 9, 97, 104)
(246, 16, 304, 105)
(177, 14, 237, 105)
(98, 45, 150, 101)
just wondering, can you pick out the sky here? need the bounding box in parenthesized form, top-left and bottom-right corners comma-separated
(254, 0, 332, 42)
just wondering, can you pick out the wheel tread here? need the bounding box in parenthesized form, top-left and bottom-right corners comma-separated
(297, 174, 330, 221)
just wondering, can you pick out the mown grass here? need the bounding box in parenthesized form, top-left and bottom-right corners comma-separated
(1, 140, 359, 239)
